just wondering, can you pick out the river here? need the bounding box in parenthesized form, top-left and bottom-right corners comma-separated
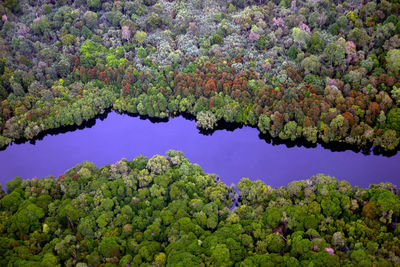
(0, 111, 399, 189)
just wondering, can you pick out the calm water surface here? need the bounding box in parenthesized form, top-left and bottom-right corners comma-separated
(0, 112, 399, 189)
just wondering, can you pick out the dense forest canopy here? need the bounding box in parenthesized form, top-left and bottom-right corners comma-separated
(0, 0, 400, 151)
(1, 0, 400, 265)
(0, 151, 399, 266)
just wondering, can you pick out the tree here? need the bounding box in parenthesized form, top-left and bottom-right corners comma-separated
(386, 49, 400, 74)
(83, 11, 98, 30)
(347, 28, 369, 48)
(331, 232, 346, 249)
(371, 190, 400, 223)
(211, 34, 223, 45)
(77, 216, 95, 238)
(6, 176, 22, 193)
(309, 32, 323, 53)
(58, 200, 84, 230)
(279, 121, 299, 141)
(292, 27, 310, 49)
(32, 16, 50, 35)
(330, 114, 347, 139)
(11, 82, 25, 96)
(1, 191, 22, 212)
(196, 111, 217, 130)
(87, 0, 101, 11)
(134, 31, 147, 44)
(287, 45, 298, 60)
(391, 86, 400, 105)
(337, 15, 348, 28)
(302, 126, 318, 143)
(211, 244, 232, 266)
(9, 203, 45, 237)
(167, 252, 202, 266)
(321, 196, 342, 218)
(79, 40, 106, 68)
(265, 233, 285, 253)
(301, 55, 321, 74)
(291, 236, 312, 257)
(350, 249, 371, 265)
(387, 108, 400, 131)
(108, 10, 123, 27)
(263, 207, 283, 228)
(205, 78, 217, 96)
(324, 42, 345, 67)
(4, 0, 20, 13)
(146, 155, 170, 175)
(380, 129, 399, 151)
(41, 253, 59, 266)
(98, 237, 122, 258)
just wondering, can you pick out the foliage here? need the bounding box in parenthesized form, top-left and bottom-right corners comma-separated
(0, 154, 398, 266)
(0, 0, 400, 153)
(386, 49, 400, 74)
(196, 110, 217, 130)
(387, 108, 400, 131)
(79, 40, 107, 68)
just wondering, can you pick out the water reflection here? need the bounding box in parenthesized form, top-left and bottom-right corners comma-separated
(1, 111, 399, 189)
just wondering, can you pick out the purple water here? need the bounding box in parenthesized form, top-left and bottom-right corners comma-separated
(0, 111, 399, 189)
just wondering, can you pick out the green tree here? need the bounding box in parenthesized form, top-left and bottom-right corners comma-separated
(99, 237, 122, 258)
(77, 216, 95, 238)
(291, 235, 312, 257)
(79, 40, 106, 68)
(386, 49, 400, 74)
(288, 45, 298, 60)
(309, 32, 324, 53)
(211, 34, 223, 45)
(4, 0, 20, 13)
(387, 108, 400, 131)
(1, 191, 22, 212)
(87, 0, 101, 11)
(301, 55, 321, 74)
(258, 114, 271, 134)
(347, 28, 369, 48)
(134, 31, 147, 44)
(321, 196, 342, 218)
(6, 176, 22, 193)
(265, 233, 285, 253)
(211, 244, 232, 266)
(292, 27, 310, 49)
(302, 126, 318, 143)
(32, 16, 50, 35)
(83, 11, 98, 30)
(9, 203, 44, 237)
(324, 42, 345, 66)
(279, 121, 299, 141)
(263, 207, 283, 228)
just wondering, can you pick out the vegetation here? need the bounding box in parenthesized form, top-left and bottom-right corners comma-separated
(1, 1, 399, 265)
(0, 151, 399, 265)
(0, 0, 399, 151)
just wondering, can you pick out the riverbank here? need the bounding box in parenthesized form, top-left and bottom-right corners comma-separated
(1, 112, 399, 189)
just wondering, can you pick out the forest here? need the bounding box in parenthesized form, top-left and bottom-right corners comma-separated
(1, 0, 400, 265)
(0, 151, 399, 266)
(0, 0, 400, 151)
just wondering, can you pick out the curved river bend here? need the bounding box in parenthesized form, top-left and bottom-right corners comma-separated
(0, 112, 399, 188)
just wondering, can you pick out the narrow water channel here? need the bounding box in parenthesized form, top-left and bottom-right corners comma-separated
(0, 112, 398, 189)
